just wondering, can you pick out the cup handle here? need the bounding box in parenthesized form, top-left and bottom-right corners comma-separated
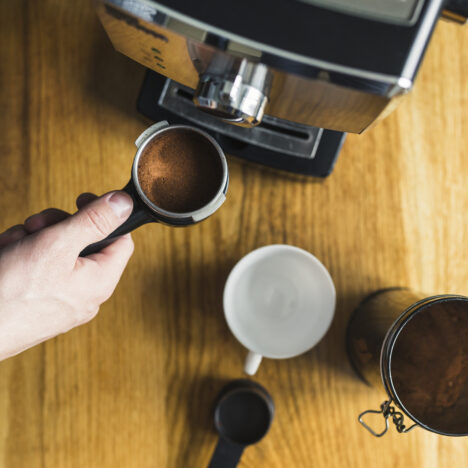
(244, 351, 263, 375)
(79, 181, 153, 257)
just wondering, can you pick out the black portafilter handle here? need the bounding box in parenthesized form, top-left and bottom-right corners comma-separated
(79, 181, 153, 257)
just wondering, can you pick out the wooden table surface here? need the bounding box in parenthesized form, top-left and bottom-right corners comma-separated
(1, 2, 467, 467)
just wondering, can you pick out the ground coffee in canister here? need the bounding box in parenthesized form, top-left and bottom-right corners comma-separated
(390, 300, 468, 434)
(137, 128, 223, 213)
(347, 289, 468, 436)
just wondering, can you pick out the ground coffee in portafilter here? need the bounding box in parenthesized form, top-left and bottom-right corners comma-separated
(390, 300, 468, 434)
(137, 129, 223, 213)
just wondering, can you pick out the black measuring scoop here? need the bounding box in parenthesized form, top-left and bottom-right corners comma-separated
(208, 379, 274, 468)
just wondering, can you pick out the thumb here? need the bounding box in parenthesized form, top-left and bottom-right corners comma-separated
(61, 191, 133, 253)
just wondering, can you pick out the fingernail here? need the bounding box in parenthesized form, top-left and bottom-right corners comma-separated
(108, 192, 133, 219)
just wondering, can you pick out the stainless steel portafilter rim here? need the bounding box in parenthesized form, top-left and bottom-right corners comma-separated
(131, 124, 229, 223)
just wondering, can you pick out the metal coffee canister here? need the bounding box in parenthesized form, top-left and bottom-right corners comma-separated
(347, 287, 468, 437)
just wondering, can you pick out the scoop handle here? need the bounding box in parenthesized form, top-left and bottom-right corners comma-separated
(208, 438, 244, 468)
(79, 181, 153, 257)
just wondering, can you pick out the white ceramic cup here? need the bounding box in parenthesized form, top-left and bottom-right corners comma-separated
(223, 245, 336, 375)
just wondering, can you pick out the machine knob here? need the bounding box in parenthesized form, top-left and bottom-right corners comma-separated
(193, 59, 271, 127)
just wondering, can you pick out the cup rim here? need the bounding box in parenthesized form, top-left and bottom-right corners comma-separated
(132, 124, 229, 220)
(223, 244, 336, 359)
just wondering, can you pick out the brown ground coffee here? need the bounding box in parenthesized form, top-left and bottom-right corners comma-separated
(390, 300, 468, 434)
(137, 129, 223, 213)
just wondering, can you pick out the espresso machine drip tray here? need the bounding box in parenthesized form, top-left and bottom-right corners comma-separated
(137, 70, 346, 177)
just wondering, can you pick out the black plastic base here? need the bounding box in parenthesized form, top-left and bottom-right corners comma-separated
(137, 70, 346, 177)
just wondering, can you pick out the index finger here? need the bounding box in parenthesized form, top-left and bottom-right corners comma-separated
(0, 225, 28, 250)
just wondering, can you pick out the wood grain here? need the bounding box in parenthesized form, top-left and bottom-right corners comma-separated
(0, 1, 467, 467)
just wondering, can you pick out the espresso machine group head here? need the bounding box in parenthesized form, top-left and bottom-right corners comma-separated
(96, 0, 467, 176)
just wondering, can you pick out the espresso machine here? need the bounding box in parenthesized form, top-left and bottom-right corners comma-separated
(96, 0, 467, 176)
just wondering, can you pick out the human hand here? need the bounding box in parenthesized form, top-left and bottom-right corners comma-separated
(0, 191, 134, 360)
